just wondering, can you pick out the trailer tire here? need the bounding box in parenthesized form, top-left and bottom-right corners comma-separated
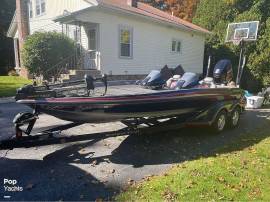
(228, 107, 241, 128)
(211, 110, 227, 133)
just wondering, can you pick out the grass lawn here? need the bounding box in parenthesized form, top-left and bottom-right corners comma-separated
(117, 124, 270, 201)
(0, 76, 31, 97)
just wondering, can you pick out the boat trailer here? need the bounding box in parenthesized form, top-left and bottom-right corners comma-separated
(1, 110, 202, 150)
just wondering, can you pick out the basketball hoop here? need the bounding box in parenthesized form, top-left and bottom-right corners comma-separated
(232, 39, 242, 46)
(225, 21, 260, 86)
(225, 21, 259, 43)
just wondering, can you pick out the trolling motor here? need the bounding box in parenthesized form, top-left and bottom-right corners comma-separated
(15, 74, 108, 101)
(85, 74, 108, 96)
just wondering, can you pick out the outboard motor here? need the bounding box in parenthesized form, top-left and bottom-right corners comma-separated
(213, 59, 233, 85)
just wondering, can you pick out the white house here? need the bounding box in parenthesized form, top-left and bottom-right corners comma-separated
(7, 0, 210, 79)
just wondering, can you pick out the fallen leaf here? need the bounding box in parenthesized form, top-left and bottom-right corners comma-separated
(110, 169, 115, 174)
(162, 190, 177, 201)
(25, 183, 35, 190)
(60, 139, 66, 144)
(217, 177, 225, 183)
(127, 178, 134, 185)
(91, 180, 99, 184)
(91, 160, 97, 167)
(77, 175, 83, 179)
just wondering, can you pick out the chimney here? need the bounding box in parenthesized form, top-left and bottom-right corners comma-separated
(127, 0, 138, 7)
(16, 0, 29, 48)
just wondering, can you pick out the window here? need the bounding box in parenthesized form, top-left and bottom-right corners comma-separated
(66, 25, 70, 37)
(119, 25, 133, 58)
(171, 39, 182, 53)
(36, 0, 46, 16)
(88, 29, 96, 50)
(63, 24, 70, 37)
(28, 0, 33, 18)
(41, 0, 46, 13)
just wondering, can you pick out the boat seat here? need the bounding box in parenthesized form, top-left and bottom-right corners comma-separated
(160, 65, 174, 81)
(173, 65, 185, 76)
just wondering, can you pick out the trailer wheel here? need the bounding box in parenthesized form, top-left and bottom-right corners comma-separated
(228, 107, 241, 128)
(211, 110, 227, 133)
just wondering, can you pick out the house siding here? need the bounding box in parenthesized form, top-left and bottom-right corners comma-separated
(77, 8, 205, 75)
(15, 0, 206, 77)
(29, 0, 91, 34)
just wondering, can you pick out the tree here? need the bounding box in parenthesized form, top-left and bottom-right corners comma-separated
(193, 0, 270, 92)
(22, 32, 76, 80)
(140, 0, 199, 21)
(0, 0, 16, 75)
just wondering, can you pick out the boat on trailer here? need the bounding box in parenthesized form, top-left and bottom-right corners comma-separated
(16, 85, 244, 124)
(11, 59, 246, 140)
(2, 20, 260, 146)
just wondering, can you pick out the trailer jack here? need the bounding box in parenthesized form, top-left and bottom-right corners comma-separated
(13, 112, 39, 139)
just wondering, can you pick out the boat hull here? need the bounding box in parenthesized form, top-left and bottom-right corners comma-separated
(17, 88, 245, 123)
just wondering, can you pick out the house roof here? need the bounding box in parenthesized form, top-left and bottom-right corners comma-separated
(55, 0, 211, 35)
(100, 0, 210, 34)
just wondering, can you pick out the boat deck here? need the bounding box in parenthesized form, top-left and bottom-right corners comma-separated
(104, 85, 161, 96)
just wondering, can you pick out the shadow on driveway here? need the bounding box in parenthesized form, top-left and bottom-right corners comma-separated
(0, 157, 114, 201)
(1, 109, 269, 201)
(40, 110, 270, 168)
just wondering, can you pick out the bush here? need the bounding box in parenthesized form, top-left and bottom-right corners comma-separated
(8, 69, 19, 76)
(22, 31, 76, 80)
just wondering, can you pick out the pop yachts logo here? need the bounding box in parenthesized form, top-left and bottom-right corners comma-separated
(3, 179, 23, 192)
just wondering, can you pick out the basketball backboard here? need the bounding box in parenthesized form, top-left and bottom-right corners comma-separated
(225, 21, 259, 43)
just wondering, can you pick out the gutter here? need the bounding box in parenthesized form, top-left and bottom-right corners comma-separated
(54, 2, 211, 36)
(53, 6, 95, 23)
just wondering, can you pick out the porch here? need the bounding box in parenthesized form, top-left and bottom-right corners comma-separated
(62, 21, 101, 70)
(57, 19, 102, 81)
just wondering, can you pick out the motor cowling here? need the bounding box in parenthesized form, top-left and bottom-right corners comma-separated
(213, 59, 233, 85)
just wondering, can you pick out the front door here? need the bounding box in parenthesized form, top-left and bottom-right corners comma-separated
(84, 27, 99, 69)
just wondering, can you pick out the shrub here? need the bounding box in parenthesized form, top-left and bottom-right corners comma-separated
(8, 69, 19, 76)
(22, 31, 76, 80)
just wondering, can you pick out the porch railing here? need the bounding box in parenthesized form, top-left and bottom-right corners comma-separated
(41, 52, 82, 82)
(39, 49, 100, 82)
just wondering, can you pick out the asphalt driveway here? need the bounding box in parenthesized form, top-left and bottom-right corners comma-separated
(0, 101, 270, 201)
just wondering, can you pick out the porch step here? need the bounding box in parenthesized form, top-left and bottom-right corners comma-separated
(60, 69, 102, 82)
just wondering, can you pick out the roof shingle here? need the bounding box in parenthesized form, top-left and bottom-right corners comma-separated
(99, 0, 210, 34)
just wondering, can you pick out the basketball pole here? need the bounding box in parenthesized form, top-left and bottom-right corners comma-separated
(236, 40, 245, 86)
(206, 55, 211, 77)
